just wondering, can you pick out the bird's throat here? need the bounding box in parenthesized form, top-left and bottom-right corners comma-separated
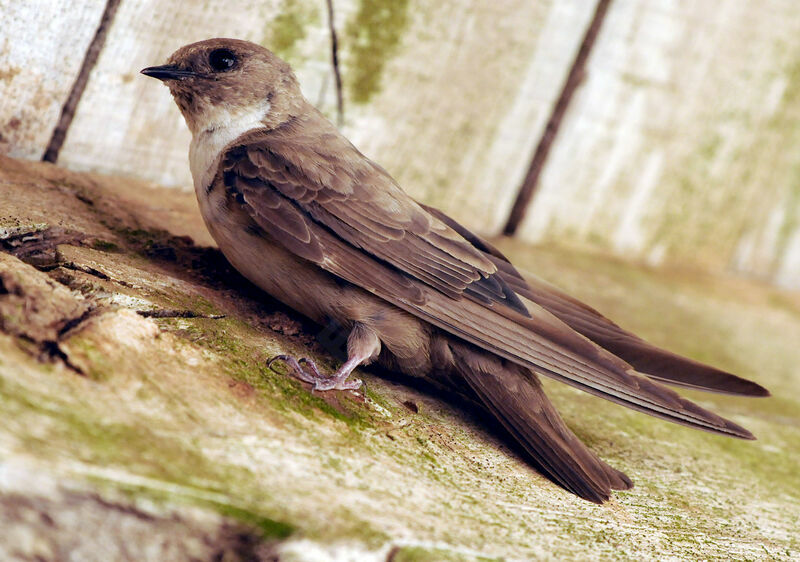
(188, 99, 272, 192)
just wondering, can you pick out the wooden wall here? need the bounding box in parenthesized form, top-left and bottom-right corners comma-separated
(519, 0, 800, 287)
(0, 1, 107, 158)
(1, 0, 799, 288)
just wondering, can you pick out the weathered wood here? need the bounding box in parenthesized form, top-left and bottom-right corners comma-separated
(503, 0, 612, 236)
(339, 0, 597, 233)
(324, 0, 344, 127)
(56, 0, 589, 219)
(42, 0, 122, 163)
(0, 0, 108, 159)
(518, 0, 800, 288)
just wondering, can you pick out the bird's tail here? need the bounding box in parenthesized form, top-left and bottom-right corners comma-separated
(449, 341, 632, 503)
(419, 202, 768, 398)
(493, 259, 770, 397)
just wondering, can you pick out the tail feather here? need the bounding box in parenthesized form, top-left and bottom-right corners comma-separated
(450, 341, 632, 503)
(418, 202, 768, 398)
(499, 266, 770, 397)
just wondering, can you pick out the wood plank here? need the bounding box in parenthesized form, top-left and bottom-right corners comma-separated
(518, 0, 800, 287)
(0, 1, 108, 159)
(338, 0, 597, 233)
(57, 0, 590, 234)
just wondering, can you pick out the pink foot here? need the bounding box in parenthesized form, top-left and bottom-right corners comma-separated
(267, 355, 363, 391)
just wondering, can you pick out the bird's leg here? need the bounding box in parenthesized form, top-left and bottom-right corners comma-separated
(268, 322, 380, 391)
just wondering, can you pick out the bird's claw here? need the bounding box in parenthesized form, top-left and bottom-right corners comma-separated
(312, 375, 363, 392)
(268, 354, 363, 391)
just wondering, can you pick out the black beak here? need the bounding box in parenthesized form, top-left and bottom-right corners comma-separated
(140, 65, 197, 81)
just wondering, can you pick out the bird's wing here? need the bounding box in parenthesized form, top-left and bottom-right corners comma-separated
(420, 203, 769, 398)
(222, 120, 527, 315)
(219, 122, 753, 439)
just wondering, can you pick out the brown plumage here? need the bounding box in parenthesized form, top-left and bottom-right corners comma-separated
(142, 38, 768, 503)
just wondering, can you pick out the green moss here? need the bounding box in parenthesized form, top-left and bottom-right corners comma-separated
(697, 132, 722, 161)
(344, 0, 411, 104)
(418, 450, 438, 466)
(0, 373, 297, 539)
(361, 380, 392, 410)
(162, 316, 376, 430)
(1, 377, 209, 485)
(263, 0, 318, 62)
(111, 226, 159, 248)
(0, 220, 49, 240)
(649, 51, 800, 270)
(308, 504, 389, 546)
(65, 337, 114, 381)
(390, 545, 502, 562)
(212, 503, 294, 539)
(91, 239, 120, 252)
(98, 480, 296, 540)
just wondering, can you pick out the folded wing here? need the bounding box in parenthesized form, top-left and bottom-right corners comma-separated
(421, 203, 769, 398)
(218, 118, 756, 441)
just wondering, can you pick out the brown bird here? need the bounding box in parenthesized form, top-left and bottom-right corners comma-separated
(142, 38, 769, 503)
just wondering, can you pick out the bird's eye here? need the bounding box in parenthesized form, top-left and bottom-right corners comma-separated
(208, 49, 237, 72)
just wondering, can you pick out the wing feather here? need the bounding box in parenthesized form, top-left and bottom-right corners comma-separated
(420, 202, 770, 398)
(218, 121, 756, 439)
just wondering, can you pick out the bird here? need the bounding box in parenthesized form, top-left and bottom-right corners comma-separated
(141, 38, 769, 503)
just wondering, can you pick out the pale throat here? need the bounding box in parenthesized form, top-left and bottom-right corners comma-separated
(188, 98, 271, 193)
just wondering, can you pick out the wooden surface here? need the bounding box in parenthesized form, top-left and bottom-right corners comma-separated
(1, 0, 799, 288)
(56, 0, 586, 225)
(338, 0, 594, 233)
(519, 0, 800, 287)
(0, 0, 107, 159)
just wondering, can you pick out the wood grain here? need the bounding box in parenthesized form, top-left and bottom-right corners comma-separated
(0, 0, 108, 159)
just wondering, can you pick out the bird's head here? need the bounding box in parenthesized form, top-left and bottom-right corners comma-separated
(141, 38, 302, 134)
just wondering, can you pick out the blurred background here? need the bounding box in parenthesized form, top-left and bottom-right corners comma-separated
(2, 0, 800, 288)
